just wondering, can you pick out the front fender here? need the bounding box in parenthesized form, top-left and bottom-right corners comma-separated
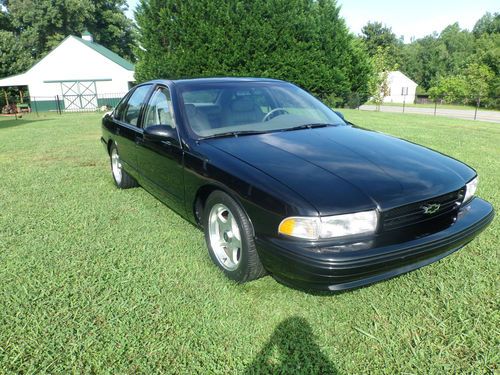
(183, 142, 319, 238)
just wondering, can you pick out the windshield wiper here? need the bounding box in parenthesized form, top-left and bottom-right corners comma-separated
(201, 130, 269, 139)
(281, 123, 339, 132)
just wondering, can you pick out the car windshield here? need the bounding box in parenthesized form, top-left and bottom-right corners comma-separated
(179, 82, 346, 137)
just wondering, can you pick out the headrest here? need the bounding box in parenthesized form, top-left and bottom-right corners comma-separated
(231, 97, 255, 112)
(185, 103, 197, 116)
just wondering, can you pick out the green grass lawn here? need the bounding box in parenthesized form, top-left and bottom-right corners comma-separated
(0, 111, 498, 374)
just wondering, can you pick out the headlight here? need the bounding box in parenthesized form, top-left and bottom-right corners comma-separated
(463, 176, 478, 203)
(278, 210, 378, 240)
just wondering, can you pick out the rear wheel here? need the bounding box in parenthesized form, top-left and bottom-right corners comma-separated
(203, 191, 266, 282)
(109, 143, 138, 189)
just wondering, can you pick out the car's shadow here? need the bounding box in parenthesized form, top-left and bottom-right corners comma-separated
(0, 116, 49, 130)
(243, 316, 338, 374)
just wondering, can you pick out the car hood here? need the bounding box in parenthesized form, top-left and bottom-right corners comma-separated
(205, 126, 475, 215)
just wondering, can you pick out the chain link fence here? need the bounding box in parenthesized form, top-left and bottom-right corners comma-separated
(3, 90, 499, 123)
(358, 97, 500, 123)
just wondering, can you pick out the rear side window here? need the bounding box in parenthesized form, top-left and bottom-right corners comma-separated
(120, 85, 151, 126)
(113, 93, 130, 120)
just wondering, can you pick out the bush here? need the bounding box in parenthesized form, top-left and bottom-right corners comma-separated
(135, 0, 372, 105)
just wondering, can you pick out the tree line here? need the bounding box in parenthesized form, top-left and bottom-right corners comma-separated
(0, 1, 498, 109)
(0, 0, 136, 79)
(361, 13, 500, 108)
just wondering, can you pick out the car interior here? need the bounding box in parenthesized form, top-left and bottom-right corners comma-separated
(184, 88, 274, 133)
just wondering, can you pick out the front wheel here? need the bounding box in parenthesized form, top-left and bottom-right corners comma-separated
(203, 191, 266, 282)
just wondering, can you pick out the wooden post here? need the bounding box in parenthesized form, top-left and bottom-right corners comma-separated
(56, 95, 62, 114)
(33, 97, 39, 117)
(3, 89, 9, 106)
(474, 97, 480, 121)
(19, 89, 24, 104)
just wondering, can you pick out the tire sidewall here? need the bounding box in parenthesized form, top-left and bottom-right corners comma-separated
(109, 143, 122, 188)
(203, 191, 253, 282)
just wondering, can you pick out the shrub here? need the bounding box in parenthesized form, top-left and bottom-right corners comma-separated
(135, 0, 372, 105)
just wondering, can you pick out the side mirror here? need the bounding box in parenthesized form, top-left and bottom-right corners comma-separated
(333, 110, 346, 121)
(144, 125, 179, 145)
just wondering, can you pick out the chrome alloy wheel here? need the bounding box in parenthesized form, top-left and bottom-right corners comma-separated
(111, 147, 122, 184)
(208, 203, 242, 271)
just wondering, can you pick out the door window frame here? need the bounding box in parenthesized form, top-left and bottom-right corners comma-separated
(141, 84, 182, 147)
(142, 85, 177, 129)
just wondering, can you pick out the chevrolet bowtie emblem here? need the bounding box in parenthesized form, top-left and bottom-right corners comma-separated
(421, 203, 441, 215)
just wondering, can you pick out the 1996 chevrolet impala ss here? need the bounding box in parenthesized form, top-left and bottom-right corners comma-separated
(101, 78, 494, 291)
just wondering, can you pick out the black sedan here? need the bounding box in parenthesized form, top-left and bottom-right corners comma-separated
(101, 78, 494, 291)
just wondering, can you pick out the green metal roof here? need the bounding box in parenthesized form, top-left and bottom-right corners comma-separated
(73, 36, 135, 71)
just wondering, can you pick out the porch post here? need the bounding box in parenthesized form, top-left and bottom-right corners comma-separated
(3, 89, 9, 106)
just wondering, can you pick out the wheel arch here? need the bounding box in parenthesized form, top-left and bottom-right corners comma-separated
(193, 184, 255, 236)
(107, 139, 114, 155)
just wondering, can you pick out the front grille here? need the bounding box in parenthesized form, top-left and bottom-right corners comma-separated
(381, 188, 465, 232)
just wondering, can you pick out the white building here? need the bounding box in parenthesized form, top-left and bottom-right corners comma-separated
(383, 71, 418, 104)
(0, 32, 135, 111)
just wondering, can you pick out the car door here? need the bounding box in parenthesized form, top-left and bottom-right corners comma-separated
(112, 84, 152, 173)
(137, 85, 185, 212)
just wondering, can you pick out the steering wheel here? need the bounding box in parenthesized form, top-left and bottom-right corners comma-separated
(263, 108, 289, 122)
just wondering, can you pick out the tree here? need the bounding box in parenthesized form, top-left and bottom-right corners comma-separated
(0, 30, 32, 78)
(401, 34, 448, 91)
(439, 23, 475, 74)
(0, 0, 136, 65)
(473, 12, 500, 36)
(368, 47, 394, 110)
(0, 5, 11, 30)
(135, 0, 372, 106)
(360, 21, 402, 66)
(0, 29, 33, 107)
(398, 14, 500, 104)
(428, 63, 493, 107)
(463, 63, 494, 107)
(428, 75, 468, 104)
(85, 1, 137, 62)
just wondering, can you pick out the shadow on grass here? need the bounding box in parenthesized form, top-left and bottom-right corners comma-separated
(0, 116, 50, 130)
(244, 316, 337, 374)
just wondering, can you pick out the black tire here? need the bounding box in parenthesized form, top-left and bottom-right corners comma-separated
(202, 190, 266, 282)
(109, 143, 138, 189)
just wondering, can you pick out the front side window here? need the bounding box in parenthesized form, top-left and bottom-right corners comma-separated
(121, 85, 151, 126)
(143, 87, 175, 128)
(179, 82, 345, 137)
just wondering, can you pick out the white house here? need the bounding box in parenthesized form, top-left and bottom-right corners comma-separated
(0, 32, 135, 111)
(383, 71, 418, 104)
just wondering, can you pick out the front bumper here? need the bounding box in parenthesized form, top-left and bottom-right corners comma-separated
(256, 198, 494, 291)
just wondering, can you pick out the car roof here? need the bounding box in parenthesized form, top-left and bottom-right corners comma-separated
(144, 77, 286, 87)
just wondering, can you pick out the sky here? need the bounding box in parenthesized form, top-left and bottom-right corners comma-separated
(125, 0, 499, 42)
